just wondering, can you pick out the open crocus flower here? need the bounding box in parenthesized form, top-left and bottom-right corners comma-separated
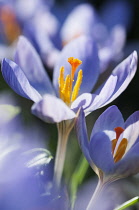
(1, 35, 137, 124)
(76, 105, 139, 180)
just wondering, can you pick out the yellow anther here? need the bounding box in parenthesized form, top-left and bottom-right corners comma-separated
(58, 66, 65, 99)
(61, 75, 71, 105)
(113, 138, 128, 163)
(58, 57, 83, 106)
(68, 57, 82, 80)
(71, 70, 83, 102)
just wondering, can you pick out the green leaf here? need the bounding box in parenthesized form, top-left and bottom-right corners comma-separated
(70, 155, 89, 209)
(114, 196, 139, 210)
(0, 104, 20, 124)
(24, 148, 53, 168)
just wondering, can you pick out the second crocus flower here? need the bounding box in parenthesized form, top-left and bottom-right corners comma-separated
(76, 106, 139, 209)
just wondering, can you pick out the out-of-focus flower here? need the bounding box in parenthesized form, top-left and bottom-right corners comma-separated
(0, 0, 54, 60)
(27, 1, 132, 71)
(0, 97, 53, 209)
(1, 36, 137, 124)
(76, 105, 139, 181)
(61, 1, 132, 73)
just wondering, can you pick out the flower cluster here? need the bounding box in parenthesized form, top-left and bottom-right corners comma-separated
(0, 1, 139, 210)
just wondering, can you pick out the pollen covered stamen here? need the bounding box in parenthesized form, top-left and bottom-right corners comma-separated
(111, 127, 128, 163)
(58, 57, 82, 106)
(71, 69, 83, 102)
(113, 138, 128, 163)
(58, 67, 65, 99)
(61, 75, 71, 104)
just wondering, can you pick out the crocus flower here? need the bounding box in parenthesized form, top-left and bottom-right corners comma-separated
(76, 105, 139, 178)
(1, 35, 137, 187)
(1, 35, 137, 124)
(76, 105, 139, 209)
(28, 1, 132, 72)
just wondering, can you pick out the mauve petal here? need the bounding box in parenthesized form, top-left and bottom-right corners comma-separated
(89, 131, 114, 174)
(115, 142, 139, 177)
(75, 108, 94, 168)
(101, 0, 132, 30)
(91, 105, 124, 139)
(53, 36, 99, 96)
(31, 94, 76, 123)
(14, 36, 54, 96)
(71, 74, 117, 114)
(99, 25, 126, 73)
(33, 32, 60, 69)
(100, 51, 138, 107)
(1, 58, 41, 102)
(123, 111, 139, 152)
(61, 3, 99, 44)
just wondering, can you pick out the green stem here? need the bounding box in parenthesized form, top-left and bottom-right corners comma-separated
(114, 196, 139, 210)
(70, 155, 89, 209)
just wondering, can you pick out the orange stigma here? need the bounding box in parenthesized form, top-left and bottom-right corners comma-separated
(58, 57, 83, 106)
(112, 127, 128, 163)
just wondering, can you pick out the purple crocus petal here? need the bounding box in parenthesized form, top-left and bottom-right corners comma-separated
(53, 35, 99, 96)
(108, 25, 126, 56)
(1, 58, 41, 102)
(115, 142, 139, 177)
(71, 74, 117, 114)
(33, 30, 60, 69)
(99, 51, 138, 107)
(99, 25, 126, 74)
(91, 105, 124, 140)
(31, 94, 76, 123)
(89, 131, 114, 174)
(61, 3, 99, 44)
(123, 111, 139, 153)
(14, 36, 54, 96)
(101, 0, 132, 30)
(75, 108, 94, 169)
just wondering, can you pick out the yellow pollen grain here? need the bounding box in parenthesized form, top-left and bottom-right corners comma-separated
(113, 138, 128, 163)
(71, 69, 83, 102)
(61, 75, 71, 104)
(58, 66, 65, 99)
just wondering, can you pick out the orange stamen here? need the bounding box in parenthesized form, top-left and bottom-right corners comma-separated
(113, 138, 128, 163)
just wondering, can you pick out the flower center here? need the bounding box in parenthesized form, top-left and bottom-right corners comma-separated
(58, 57, 83, 106)
(0, 6, 21, 44)
(111, 127, 128, 163)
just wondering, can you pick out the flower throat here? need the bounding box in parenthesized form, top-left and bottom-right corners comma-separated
(58, 57, 83, 106)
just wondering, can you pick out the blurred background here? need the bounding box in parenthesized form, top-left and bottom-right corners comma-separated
(0, 0, 139, 209)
